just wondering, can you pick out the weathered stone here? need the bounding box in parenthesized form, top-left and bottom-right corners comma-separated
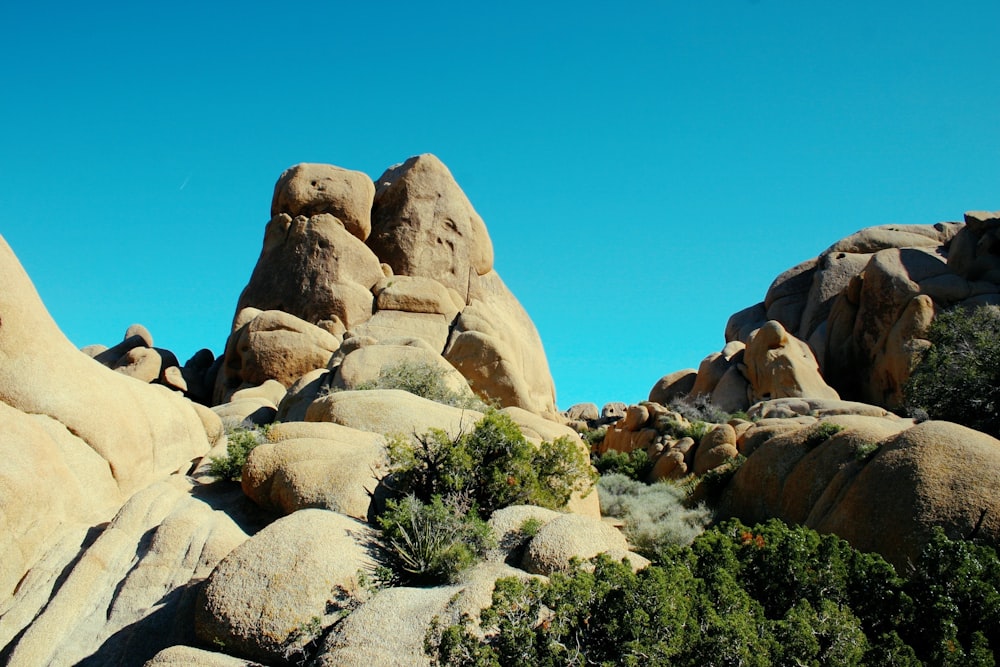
(305, 389, 483, 440)
(369, 154, 493, 300)
(372, 275, 460, 320)
(744, 321, 838, 403)
(648, 369, 697, 405)
(521, 514, 632, 575)
(195, 509, 377, 665)
(693, 424, 739, 475)
(271, 163, 375, 241)
(565, 402, 600, 421)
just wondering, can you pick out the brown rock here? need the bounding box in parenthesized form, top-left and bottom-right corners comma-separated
(214, 309, 341, 403)
(744, 321, 838, 403)
(113, 346, 163, 383)
(372, 275, 460, 319)
(369, 154, 494, 300)
(235, 212, 383, 330)
(693, 424, 738, 475)
(271, 163, 375, 241)
(648, 369, 697, 405)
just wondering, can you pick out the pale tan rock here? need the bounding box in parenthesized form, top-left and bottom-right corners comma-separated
(214, 309, 340, 403)
(725, 302, 767, 344)
(825, 224, 957, 255)
(113, 346, 163, 383)
(3, 480, 249, 666)
(211, 397, 277, 427)
(521, 514, 631, 575)
(565, 402, 599, 421)
(242, 432, 388, 521)
(602, 402, 627, 420)
(349, 309, 451, 352)
(305, 389, 484, 440)
(744, 321, 839, 403)
(487, 505, 563, 563)
(445, 272, 558, 417)
(271, 163, 375, 241)
(871, 294, 935, 407)
(235, 212, 383, 330)
(369, 154, 494, 299)
(623, 404, 650, 431)
(373, 275, 460, 320)
(144, 646, 258, 666)
(126, 323, 155, 347)
(648, 369, 697, 405)
(798, 250, 872, 340)
(195, 509, 377, 665)
(0, 236, 210, 497)
(747, 397, 894, 420)
(690, 341, 745, 398)
(160, 365, 188, 392)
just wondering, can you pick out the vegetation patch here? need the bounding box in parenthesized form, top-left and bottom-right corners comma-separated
(385, 410, 595, 516)
(804, 421, 845, 449)
(209, 424, 272, 482)
(591, 448, 653, 482)
(355, 359, 490, 410)
(428, 520, 1000, 666)
(597, 473, 711, 558)
(905, 304, 1000, 438)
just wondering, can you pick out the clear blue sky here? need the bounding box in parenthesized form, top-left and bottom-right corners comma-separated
(2, 1, 997, 410)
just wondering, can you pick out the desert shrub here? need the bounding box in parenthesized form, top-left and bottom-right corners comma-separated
(378, 494, 493, 585)
(429, 519, 1000, 666)
(597, 473, 711, 556)
(591, 448, 653, 482)
(579, 425, 607, 448)
(209, 424, 271, 481)
(804, 421, 845, 448)
(668, 394, 734, 424)
(855, 440, 881, 463)
(904, 304, 1000, 437)
(357, 359, 489, 410)
(386, 410, 595, 516)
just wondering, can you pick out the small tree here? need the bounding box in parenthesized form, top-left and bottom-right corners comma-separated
(905, 304, 1000, 437)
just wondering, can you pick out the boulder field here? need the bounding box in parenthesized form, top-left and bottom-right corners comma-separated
(2, 154, 999, 666)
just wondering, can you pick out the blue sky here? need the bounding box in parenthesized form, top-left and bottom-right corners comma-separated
(2, 1, 997, 409)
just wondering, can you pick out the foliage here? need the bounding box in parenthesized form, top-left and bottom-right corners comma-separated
(904, 304, 1000, 437)
(356, 359, 489, 410)
(518, 516, 543, 539)
(668, 393, 736, 424)
(591, 447, 653, 482)
(377, 494, 494, 585)
(597, 473, 711, 557)
(804, 421, 845, 448)
(579, 425, 607, 449)
(208, 424, 271, 481)
(428, 519, 1000, 666)
(855, 440, 881, 463)
(386, 410, 595, 516)
(690, 453, 746, 504)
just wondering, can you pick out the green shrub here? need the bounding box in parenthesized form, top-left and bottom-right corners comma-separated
(592, 448, 654, 482)
(377, 494, 494, 585)
(597, 473, 711, 556)
(668, 394, 735, 424)
(580, 425, 607, 449)
(357, 359, 488, 410)
(209, 425, 271, 481)
(427, 519, 1000, 666)
(905, 304, 1000, 437)
(386, 410, 595, 516)
(804, 421, 845, 448)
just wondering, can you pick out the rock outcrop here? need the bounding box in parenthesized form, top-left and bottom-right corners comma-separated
(218, 155, 559, 417)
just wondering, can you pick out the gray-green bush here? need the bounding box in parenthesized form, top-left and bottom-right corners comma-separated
(356, 359, 489, 410)
(597, 473, 711, 558)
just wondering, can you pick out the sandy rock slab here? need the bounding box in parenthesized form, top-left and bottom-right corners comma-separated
(1, 479, 251, 667)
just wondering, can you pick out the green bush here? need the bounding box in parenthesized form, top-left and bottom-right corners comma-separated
(386, 410, 595, 516)
(905, 304, 1000, 437)
(592, 448, 653, 481)
(597, 473, 711, 556)
(377, 494, 494, 585)
(357, 359, 488, 410)
(804, 421, 845, 448)
(668, 394, 735, 424)
(428, 520, 1000, 665)
(209, 424, 271, 481)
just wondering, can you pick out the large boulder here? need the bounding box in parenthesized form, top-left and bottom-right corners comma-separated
(718, 418, 1000, 569)
(214, 308, 341, 403)
(368, 154, 493, 301)
(241, 427, 388, 521)
(305, 389, 484, 440)
(743, 320, 839, 403)
(521, 514, 647, 575)
(271, 163, 375, 241)
(234, 212, 384, 335)
(195, 509, 378, 665)
(444, 272, 558, 417)
(0, 236, 211, 498)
